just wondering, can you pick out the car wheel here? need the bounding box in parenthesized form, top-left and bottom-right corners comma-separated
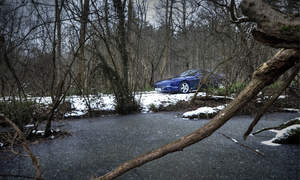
(179, 82, 190, 93)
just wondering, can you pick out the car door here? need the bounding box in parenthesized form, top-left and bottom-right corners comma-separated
(189, 72, 202, 90)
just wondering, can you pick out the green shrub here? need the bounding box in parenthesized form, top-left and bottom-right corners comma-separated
(0, 100, 38, 130)
(149, 103, 157, 112)
(206, 82, 247, 96)
(268, 81, 283, 90)
(143, 86, 154, 92)
(229, 82, 247, 94)
(262, 81, 284, 95)
(215, 87, 227, 96)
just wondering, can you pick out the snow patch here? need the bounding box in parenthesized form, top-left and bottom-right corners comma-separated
(140, 91, 205, 112)
(32, 130, 45, 136)
(64, 110, 87, 117)
(261, 139, 281, 146)
(182, 105, 226, 119)
(24, 124, 35, 128)
(231, 138, 238, 143)
(278, 95, 287, 99)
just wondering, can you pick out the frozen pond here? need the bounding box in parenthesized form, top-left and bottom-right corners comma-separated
(1, 112, 300, 179)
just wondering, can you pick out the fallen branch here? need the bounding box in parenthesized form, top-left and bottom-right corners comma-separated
(243, 64, 300, 140)
(3, 116, 42, 180)
(218, 132, 264, 157)
(0, 174, 36, 179)
(94, 49, 299, 180)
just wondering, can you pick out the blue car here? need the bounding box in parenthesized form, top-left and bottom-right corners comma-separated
(154, 69, 224, 93)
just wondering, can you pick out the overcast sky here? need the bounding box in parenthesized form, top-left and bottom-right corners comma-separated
(146, 0, 159, 25)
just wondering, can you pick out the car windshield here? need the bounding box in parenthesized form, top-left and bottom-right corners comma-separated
(180, 70, 198, 77)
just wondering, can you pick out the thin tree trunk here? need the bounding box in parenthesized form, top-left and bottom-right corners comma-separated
(94, 49, 299, 180)
(56, 0, 63, 83)
(160, 0, 174, 79)
(78, 0, 90, 91)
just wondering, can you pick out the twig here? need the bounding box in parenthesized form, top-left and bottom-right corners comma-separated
(252, 127, 277, 135)
(218, 132, 264, 157)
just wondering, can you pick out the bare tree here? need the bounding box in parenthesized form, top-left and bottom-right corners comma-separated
(87, 0, 140, 114)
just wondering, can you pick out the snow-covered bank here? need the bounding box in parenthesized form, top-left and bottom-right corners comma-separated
(182, 105, 226, 119)
(1, 91, 297, 118)
(262, 124, 300, 146)
(64, 91, 208, 116)
(139, 91, 206, 112)
(261, 117, 300, 146)
(60, 91, 235, 117)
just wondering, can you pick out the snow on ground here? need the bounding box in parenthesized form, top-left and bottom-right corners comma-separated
(261, 124, 300, 146)
(60, 91, 211, 116)
(138, 91, 206, 112)
(27, 91, 220, 117)
(24, 124, 35, 128)
(281, 108, 300, 113)
(182, 105, 226, 119)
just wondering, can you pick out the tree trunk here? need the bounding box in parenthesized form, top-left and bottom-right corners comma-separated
(56, 0, 63, 84)
(95, 48, 299, 180)
(160, 0, 174, 79)
(78, 0, 90, 91)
